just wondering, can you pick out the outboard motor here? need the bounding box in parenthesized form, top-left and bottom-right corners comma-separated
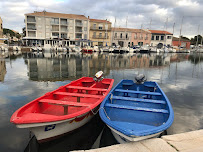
(135, 74, 147, 84)
(94, 71, 104, 82)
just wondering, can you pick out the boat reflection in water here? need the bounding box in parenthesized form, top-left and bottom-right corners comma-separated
(23, 52, 189, 82)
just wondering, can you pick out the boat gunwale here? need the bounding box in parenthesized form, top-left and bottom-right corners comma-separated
(99, 79, 174, 137)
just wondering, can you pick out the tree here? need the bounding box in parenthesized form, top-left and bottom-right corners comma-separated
(190, 35, 202, 45)
(3, 28, 21, 40)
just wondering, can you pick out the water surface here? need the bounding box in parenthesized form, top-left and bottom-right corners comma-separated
(0, 51, 203, 151)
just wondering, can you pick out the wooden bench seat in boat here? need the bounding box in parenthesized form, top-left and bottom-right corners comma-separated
(39, 99, 91, 107)
(54, 92, 101, 103)
(39, 99, 91, 115)
(105, 103, 169, 114)
(115, 89, 162, 96)
(112, 96, 166, 104)
(66, 86, 107, 94)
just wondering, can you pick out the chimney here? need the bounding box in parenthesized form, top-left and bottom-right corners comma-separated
(88, 16, 89, 19)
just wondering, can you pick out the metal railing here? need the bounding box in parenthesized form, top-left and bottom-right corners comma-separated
(114, 37, 129, 40)
(92, 35, 109, 39)
(75, 23, 83, 26)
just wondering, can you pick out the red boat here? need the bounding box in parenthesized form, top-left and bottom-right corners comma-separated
(10, 74, 114, 142)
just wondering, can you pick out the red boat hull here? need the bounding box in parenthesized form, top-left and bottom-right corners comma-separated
(10, 77, 114, 141)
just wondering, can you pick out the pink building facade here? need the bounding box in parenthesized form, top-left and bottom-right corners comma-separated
(130, 29, 151, 46)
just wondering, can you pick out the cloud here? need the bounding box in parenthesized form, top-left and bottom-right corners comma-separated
(0, 0, 203, 38)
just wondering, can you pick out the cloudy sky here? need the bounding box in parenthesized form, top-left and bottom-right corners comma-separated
(0, 0, 203, 38)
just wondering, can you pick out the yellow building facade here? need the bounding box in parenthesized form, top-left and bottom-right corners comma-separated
(89, 18, 111, 46)
(0, 17, 3, 43)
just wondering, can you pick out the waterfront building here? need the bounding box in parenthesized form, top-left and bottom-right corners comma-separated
(172, 37, 191, 49)
(0, 17, 3, 43)
(149, 30, 173, 47)
(23, 11, 89, 46)
(89, 18, 111, 46)
(111, 27, 132, 47)
(130, 29, 151, 46)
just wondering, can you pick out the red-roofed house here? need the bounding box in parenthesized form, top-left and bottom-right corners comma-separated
(149, 30, 173, 47)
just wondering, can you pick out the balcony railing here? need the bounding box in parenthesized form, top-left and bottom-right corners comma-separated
(75, 30, 83, 33)
(75, 23, 83, 26)
(76, 36, 82, 39)
(51, 29, 59, 31)
(51, 21, 59, 25)
(114, 37, 129, 40)
(61, 30, 68, 32)
(27, 27, 36, 30)
(27, 19, 36, 23)
(90, 26, 111, 31)
(92, 35, 109, 39)
(60, 22, 68, 26)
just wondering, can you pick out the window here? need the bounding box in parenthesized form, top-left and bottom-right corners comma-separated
(145, 34, 148, 40)
(99, 26, 102, 29)
(151, 35, 154, 40)
(93, 32, 96, 38)
(126, 34, 128, 39)
(156, 36, 159, 40)
(140, 34, 143, 40)
(1, 24, 2, 29)
(99, 33, 102, 38)
(93, 24, 96, 29)
(84, 34, 87, 39)
(167, 36, 172, 39)
(105, 32, 108, 38)
(52, 32, 59, 37)
(51, 18, 59, 24)
(134, 34, 137, 39)
(115, 33, 117, 38)
(161, 36, 164, 40)
(84, 27, 87, 31)
(120, 33, 122, 38)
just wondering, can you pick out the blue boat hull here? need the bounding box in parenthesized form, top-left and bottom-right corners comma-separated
(99, 80, 174, 143)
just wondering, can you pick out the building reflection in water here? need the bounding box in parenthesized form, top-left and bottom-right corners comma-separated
(24, 52, 203, 82)
(0, 60, 6, 82)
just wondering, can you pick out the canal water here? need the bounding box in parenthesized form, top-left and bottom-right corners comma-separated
(0, 51, 203, 152)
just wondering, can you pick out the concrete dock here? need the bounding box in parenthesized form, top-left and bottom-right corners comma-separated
(72, 129, 203, 152)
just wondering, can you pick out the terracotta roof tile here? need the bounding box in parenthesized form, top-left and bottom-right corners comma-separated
(89, 19, 111, 24)
(112, 27, 150, 33)
(149, 30, 172, 35)
(25, 11, 88, 20)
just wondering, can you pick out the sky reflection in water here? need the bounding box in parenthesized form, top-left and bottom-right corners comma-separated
(0, 52, 203, 151)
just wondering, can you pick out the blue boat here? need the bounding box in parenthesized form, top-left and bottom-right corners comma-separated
(99, 75, 174, 143)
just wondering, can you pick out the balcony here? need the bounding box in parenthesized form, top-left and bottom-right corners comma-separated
(92, 35, 109, 39)
(60, 19, 68, 26)
(51, 21, 59, 25)
(90, 26, 111, 31)
(75, 29, 83, 33)
(27, 16, 36, 23)
(61, 22, 68, 26)
(27, 27, 36, 30)
(75, 23, 83, 27)
(61, 29, 68, 32)
(114, 37, 129, 40)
